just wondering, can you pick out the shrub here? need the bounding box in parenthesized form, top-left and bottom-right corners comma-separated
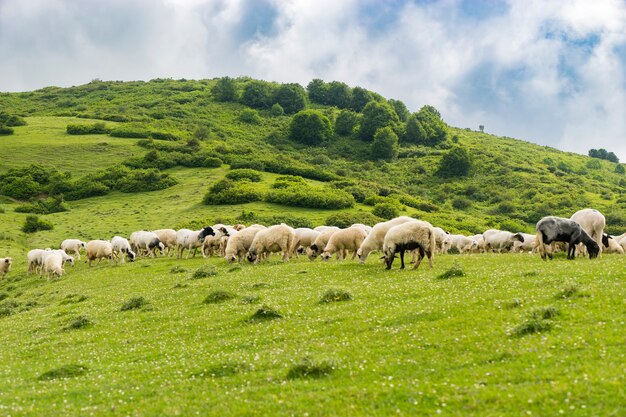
(120, 297, 148, 311)
(238, 108, 261, 124)
(212, 76, 238, 102)
(21, 215, 54, 233)
(63, 179, 109, 201)
(66, 122, 110, 135)
(265, 185, 354, 209)
(359, 101, 399, 142)
(319, 289, 353, 303)
(203, 180, 265, 205)
(229, 158, 265, 171)
(109, 128, 151, 138)
(150, 131, 180, 141)
(15, 195, 69, 214)
(325, 212, 382, 228)
(0, 125, 14, 135)
(116, 169, 177, 193)
(286, 358, 334, 379)
(372, 202, 400, 219)
(271, 175, 307, 189)
(289, 110, 333, 146)
(247, 305, 282, 322)
(272, 83, 307, 114)
(615, 164, 625, 174)
(451, 197, 472, 210)
(262, 156, 337, 181)
(203, 290, 236, 304)
(0, 176, 41, 200)
(586, 159, 602, 169)
(0, 112, 26, 126)
(371, 127, 399, 160)
(204, 157, 223, 168)
(240, 80, 275, 109)
(192, 266, 218, 279)
(65, 316, 93, 330)
(437, 146, 472, 177)
(225, 169, 262, 182)
(270, 103, 284, 117)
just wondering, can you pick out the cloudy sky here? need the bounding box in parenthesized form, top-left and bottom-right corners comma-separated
(1, 0, 625, 159)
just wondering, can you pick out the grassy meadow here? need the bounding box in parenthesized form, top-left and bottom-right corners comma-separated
(0, 79, 625, 416)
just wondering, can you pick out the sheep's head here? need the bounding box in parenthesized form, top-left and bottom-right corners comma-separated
(513, 232, 525, 243)
(3, 258, 12, 269)
(199, 226, 215, 240)
(356, 248, 367, 264)
(321, 251, 332, 261)
(225, 255, 237, 263)
(80, 242, 86, 248)
(247, 250, 257, 263)
(307, 245, 320, 261)
(587, 241, 600, 259)
(602, 233, 612, 248)
(126, 249, 136, 262)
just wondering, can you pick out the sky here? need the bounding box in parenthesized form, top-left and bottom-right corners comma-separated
(1, 0, 625, 160)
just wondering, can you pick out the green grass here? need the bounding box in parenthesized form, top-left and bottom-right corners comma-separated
(0, 252, 624, 416)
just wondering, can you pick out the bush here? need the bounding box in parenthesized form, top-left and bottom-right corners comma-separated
(325, 212, 382, 228)
(203, 180, 265, 205)
(289, 110, 333, 146)
(66, 122, 110, 135)
(271, 175, 307, 189)
(21, 215, 54, 233)
(262, 156, 337, 181)
(270, 103, 284, 117)
(120, 297, 148, 311)
(359, 101, 399, 142)
(64, 179, 109, 201)
(437, 146, 472, 178)
(371, 127, 399, 161)
(0, 175, 41, 200)
(266, 185, 354, 209)
(212, 76, 238, 102)
(116, 169, 177, 193)
(15, 195, 69, 214)
(238, 108, 261, 124)
(0, 112, 26, 126)
(372, 202, 400, 219)
(230, 158, 265, 171)
(204, 157, 223, 168)
(109, 128, 151, 138)
(150, 131, 180, 141)
(451, 197, 472, 210)
(0, 125, 14, 135)
(615, 164, 625, 174)
(225, 169, 262, 182)
(272, 83, 307, 114)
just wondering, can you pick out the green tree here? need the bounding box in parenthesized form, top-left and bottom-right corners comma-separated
(388, 99, 409, 122)
(371, 127, 399, 161)
(403, 105, 447, 146)
(335, 109, 359, 136)
(273, 83, 307, 114)
(350, 87, 373, 112)
(615, 164, 625, 174)
(289, 110, 333, 146)
(211, 77, 238, 102)
(326, 81, 351, 108)
(307, 79, 328, 104)
(270, 103, 285, 117)
(359, 101, 399, 141)
(240, 80, 275, 109)
(437, 146, 472, 178)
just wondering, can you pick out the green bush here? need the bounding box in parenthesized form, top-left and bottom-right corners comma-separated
(437, 146, 472, 178)
(0, 112, 26, 126)
(66, 122, 110, 135)
(270, 103, 285, 117)
(225, 169, 262, 182)
(271, 175, 307, 189)
(266, 185, 354, 209)
(203, 180, 265, 205)
(229, 158, 265, 171)
(63, 179, 109, 201)
(451, 197, 472, 210)
(325, 212, 382, 228)
(0, 175, 41, 199)
(15, 195, 69, 214)
(238, 108, 262, 124)
(262, 156, 337, 181)
(21, 215, 54, 233)
(109, 128, 151, 138)
(204, 157, 223, 168)
(615, 164, 625, 175)
(150, 131, 180, 141)
(116, 169, 177, 193)
(0, 125, 14, 135)
(372, 202, 400, 219)
(289, 110, 333, 146)
(371, 127, 399, 160)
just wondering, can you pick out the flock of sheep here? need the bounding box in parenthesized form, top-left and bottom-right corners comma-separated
(1, 208, 623, 281)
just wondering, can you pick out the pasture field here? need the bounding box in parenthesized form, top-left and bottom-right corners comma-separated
(0, 249, 624, 416)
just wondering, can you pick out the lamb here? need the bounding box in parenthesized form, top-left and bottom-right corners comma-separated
(176, 227, 215, 259)
(60, 239, 86, 260)
(27, 249, 48, 274)
(247, 224, 296, 263)
(43, 252, 65, 279)
(468, 234, 486, 253)
(512, 233, 537, 253)
(308, 227, 341, 261)
(86, 240, 114, 267)
(321, 227, 368, 261)
(535, 216, 600, 260)
(432, 227, 450, 253)
(202, 225, 232, 258)
(570, 208, 606, 255)
(483, 229, 525, 253)
(0, 257, 12, 278)
(356, 216, 415, 264)
(224, 225, 266, 263)
(601, 234, 625, 254)
(350, 223, 372, 234)
(441, 234, 479, 254)
(130, 231, 165, 258)
(111, 236, 136, 264)
(291, 228, 321, 258)
(152, 229, 177, 256)
(382, 220, 436, 270)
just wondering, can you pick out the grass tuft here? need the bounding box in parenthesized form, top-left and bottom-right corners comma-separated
(192, 265, 218, 279)
(120, 297, 148, 311)
(251, 282, 270, 289)
(509, 318, 552, 337)
(286, 358, 335, 379)
(189, 362, 248, 378)
(319, 289, 353, 303)
(228, 266, 242, 273)
(170, 266, 186, 274)
(203, 290, 237, 304)
(172, 283, 189, 289)
(247, 305, 283, 322)
(59, 294, 88, 305)
(554, 284, 586, 299)
(240, 295, 261, 304)
(436, 263, 465, 280)
(530, 306, 560, 320)
(502, 299, 523, 309)
(65, 315, 93, 330)
(0, 292, 8, 302)
(38, 364, 88, 381)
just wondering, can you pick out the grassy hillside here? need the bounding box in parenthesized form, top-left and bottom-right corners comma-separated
(0, 79, 625, 416)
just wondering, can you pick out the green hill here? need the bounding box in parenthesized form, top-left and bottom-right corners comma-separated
(0, 78, 625, 416)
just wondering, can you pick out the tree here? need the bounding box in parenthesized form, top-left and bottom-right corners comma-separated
(307, 79, 328, 104)
(326, 81, 351, 108)
(335, 109, 359, 136)
(289, 110, 333, 146)
(437, 146, 472, 178)
(615, 164, 625, 175)
(350, 87, 373, 112)
(270, 103, 284, 117)
(588, 148, 619, 163)
(211, 77, 238, 102)
(240, 80, 275, 109)
(272, 83, 307, 114)
(403, 105, 447, 146)
(194, 125, 211, 140)
(388, 99, 409, 122)
(371, 127, 399, 161)
(359, 101, 399, 142)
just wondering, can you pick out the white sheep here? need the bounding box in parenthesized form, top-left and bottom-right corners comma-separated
(152, 229, 177, 256)
(27, 249, 47, 274)
(432, 227, 450, 254)
(43, 252, 65, 279)
(0, 257, 12, 278)
(382, 220, 436, 270)
(247, 224, 296, 263)
(441, 234, 479, 254)
(356, 216, 415, 264)
(86, 240, 114, 267)
(291, 228, 321, 258)
(60, 239, 86, 260)
(176, 227, 215, 259)
(307, 227, 341, 261)
(468, 234, 486, 253)
(570, 208, 606, 255)
(130, 231, 165, 258)
(483, 229, 525, 253)
(350, 223, 372, 234)
(512, 233, 537, 253)
(202, 225, 232, 258)
(602, 234, 625, 254)
(321, 227, 368, 261)
(111, 236, 136, 264)
(224, 225, 266, 263)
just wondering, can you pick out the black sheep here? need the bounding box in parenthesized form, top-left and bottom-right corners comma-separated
(535, 216, 599, 260)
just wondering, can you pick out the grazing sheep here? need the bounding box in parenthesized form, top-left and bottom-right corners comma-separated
(130, 231, 165, 258)
(432, 227, 450, 253)
(308, 227, 341, 261)
(111, 236, 136, 264)
(60, 239, 86, 260)
(570, 208, 605, 254)
(176, 227, 215, 259)
(535, 216, 600, 260)
(152, 229, 177, 256)
(350, 223, 372, 234)
(601, 234, 625, 254)
(224, 225, 266, 263)
(0, 257, 12, 278)
(382, 220, 436, 270)
(356, 216, 415, 264)
(202, 225, 232, 258)
(43, 252, 65, 279)
(313, 225, 337, 232)
(512, 233, 537, 253)
(291, 228, 321, 258)
(247, 224, 296, 263)
(321, 227, 368, 261)
(468, 234, 486, 253)
(27, 249, 47, 274)
(441, 234, 479, 254)
(483, 229, 525, 253)
(86, 240, 114, 267)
